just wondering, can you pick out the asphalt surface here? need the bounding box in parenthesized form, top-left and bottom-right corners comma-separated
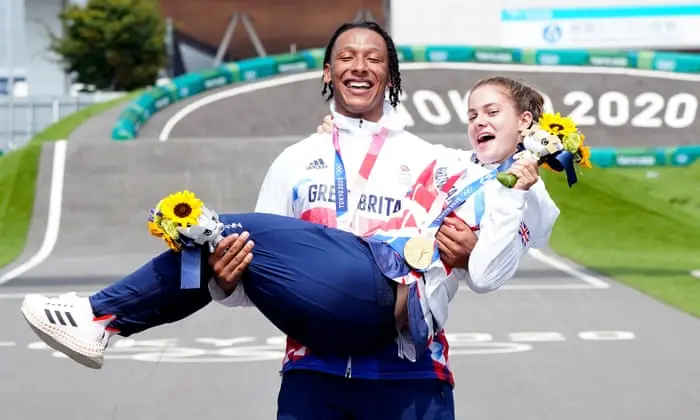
(156, 66, 700, 147)
(2, 64, 700, 419)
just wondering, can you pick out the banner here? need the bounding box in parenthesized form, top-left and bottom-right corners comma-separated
(670, 146, 700, 166)
(237, 57, 277, 81)
(199, 68, 232, 91)
(639, 52, 700, 73)
(272, 53, 315, 74)
(612, 148, 668, 167)
(501, 4, 700, 49)
(172, 73, 205, 100)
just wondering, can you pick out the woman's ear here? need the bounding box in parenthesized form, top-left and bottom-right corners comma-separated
(518, 111, 533, 132)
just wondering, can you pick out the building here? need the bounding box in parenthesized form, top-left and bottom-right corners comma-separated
(0, 0, 387, 97)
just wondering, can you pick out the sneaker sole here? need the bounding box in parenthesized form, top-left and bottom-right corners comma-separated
(20, 303, 104, 370)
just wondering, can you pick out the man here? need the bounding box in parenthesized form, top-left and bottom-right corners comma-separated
(21, 20, 504, 419)
(211, 21, 477, 419)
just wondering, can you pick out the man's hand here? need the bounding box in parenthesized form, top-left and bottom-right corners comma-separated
(208, 232, 254, 295)
(436, 216, 477, 268)
(316, 114, 333, 134)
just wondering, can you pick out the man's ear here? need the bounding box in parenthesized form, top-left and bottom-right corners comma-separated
(323, 63, 332, 84)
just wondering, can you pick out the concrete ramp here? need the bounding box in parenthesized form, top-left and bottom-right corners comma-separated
(0, 137, 303, 286)
(3, 63, 700, 420)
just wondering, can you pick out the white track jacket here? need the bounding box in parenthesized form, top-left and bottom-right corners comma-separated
(208, 101, 560, 382)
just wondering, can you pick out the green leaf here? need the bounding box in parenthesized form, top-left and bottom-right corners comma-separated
(50, 0, 168, 91)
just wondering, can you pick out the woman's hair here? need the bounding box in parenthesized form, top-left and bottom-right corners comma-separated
(321, 21, 402, 107)
(471, 76, 545, 125)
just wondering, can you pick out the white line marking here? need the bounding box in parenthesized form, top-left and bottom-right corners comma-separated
(0, 140, 67, 285)
(158, 60, 700, 141)
(527, 249, 610, 289)
(0, 341, 16, 347)
(401, 61, 700, 81)
(0, 291, 95, 300)
(459, 282, 603, 291)
(158, 72, 324, 141)
(0, 280, 602, 301)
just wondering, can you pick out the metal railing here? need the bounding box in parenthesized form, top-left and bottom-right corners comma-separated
(0, 93, 123, 151)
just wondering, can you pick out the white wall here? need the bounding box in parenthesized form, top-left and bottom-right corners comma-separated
(0, 0, 27, 91)
(0, 0, 91, 96)
(25, 0, 71, 96)
(391, 0, 503, 47)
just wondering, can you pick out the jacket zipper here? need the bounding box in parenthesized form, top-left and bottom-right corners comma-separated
(341, 116, 363, 379)
(345, 355, 353, 378)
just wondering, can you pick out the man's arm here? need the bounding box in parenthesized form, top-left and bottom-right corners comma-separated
(209, 147, 297, 307)
(254, 148, 296, 216)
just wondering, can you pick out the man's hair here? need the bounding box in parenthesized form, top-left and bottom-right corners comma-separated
(321, 21, 402, 107)
(471, 76, 545, 125)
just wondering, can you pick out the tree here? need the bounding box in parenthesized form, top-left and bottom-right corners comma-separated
(50, 0, 168, 92)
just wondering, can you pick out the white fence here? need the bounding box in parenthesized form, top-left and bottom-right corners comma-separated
(0, 93, 123, 151)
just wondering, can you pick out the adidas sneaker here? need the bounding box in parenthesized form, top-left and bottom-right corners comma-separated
(20, 292, 117, 369)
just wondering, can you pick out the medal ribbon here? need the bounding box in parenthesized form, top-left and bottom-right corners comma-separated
(371, 148, 522, 272)
(426, 150, 519, 234)
(332, 125, 389, 229)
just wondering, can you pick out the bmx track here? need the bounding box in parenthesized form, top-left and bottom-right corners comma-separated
(1, 63, 699, 419)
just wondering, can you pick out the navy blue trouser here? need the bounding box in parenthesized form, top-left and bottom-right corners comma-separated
(88, 248, 214, 336)
(88, 213, 399, 355)
(277, 370, 455, 419)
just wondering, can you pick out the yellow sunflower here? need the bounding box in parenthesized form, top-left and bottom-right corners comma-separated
(158, 190, 203, 227)
(577, 146, 593, 168)
(148, 220, 165, 238)
(540, 161, 556, 172)
(539, 112, 577, 137)
(163, 235, 181, 252)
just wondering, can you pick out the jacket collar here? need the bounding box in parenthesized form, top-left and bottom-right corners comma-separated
(329, 100, 405, 137)
(470, 142, 526, 169)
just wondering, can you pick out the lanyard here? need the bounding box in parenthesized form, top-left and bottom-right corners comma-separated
(375, 150, 521, 272)
(332, 125, 389, 229)
(424, 153, 517, 234)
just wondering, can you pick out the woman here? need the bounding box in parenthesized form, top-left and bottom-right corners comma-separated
(313, 76, 562, 335)
(22, 79, 554, 369)
(19, 138, 536, 367)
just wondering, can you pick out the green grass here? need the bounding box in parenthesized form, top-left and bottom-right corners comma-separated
(0, 92, 140, 269)
(542, 162, 700, 317)
(1, 90, 699, 319)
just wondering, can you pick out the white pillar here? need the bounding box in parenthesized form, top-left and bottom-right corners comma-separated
(25, 0, 69, 95)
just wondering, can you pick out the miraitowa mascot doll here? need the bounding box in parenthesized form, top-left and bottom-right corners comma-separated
(497, 112, 592, 189)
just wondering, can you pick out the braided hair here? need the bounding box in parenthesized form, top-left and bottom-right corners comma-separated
(321, 21, 402, 107)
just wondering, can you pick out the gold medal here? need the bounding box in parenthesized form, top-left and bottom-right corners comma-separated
(403, 237, 435, 270)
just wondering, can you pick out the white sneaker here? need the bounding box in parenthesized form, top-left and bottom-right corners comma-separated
(20, 292, 117, 369)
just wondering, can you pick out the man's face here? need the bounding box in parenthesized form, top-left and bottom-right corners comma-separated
(323, 27, 390, 122)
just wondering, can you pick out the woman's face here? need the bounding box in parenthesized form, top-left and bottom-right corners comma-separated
(467, 84, 532, 164)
